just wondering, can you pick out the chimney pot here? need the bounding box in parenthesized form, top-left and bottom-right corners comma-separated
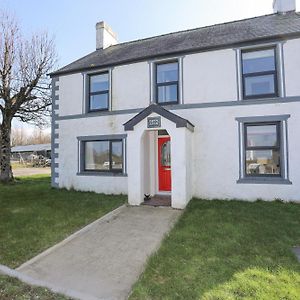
(96, 21, 118, 50)
(273, 0, 296, 14)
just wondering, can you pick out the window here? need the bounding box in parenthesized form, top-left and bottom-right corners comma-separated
(241, 48, 278, 99)
(244, 122, 281, 177)
(88, 72, 109, 111)
(156, 61, 179, 104)
(84, 140, 123, 173)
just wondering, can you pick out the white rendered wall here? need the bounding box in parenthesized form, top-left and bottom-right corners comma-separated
(112, 62, 150, 110)
(183, 49, 238, 103)
(59, 73, 83, 116)
(56, 101, 300, 204)
(57, 114, 132, 194)
(176, 101, 300, 202)
(284, 38, 300, 97)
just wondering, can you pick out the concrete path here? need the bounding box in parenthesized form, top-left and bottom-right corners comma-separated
(17, 205, 181, 300)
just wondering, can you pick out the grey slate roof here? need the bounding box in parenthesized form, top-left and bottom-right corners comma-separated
(50, 12, 300, 77)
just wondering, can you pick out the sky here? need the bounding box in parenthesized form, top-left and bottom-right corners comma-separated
(0, 0, 298, 130)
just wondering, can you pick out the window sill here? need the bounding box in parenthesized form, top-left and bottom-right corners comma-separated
(242, 94, 279, 101)
(237, 177, 292, 185)
(76, 172, 127, 177)
(156, 101, 179, 106)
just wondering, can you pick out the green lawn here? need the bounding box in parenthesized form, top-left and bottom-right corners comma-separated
(130, 199, 300, 300)
(0, 175, 126, 268)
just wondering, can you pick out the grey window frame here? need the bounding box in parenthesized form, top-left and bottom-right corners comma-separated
(87, 71, 110, 112)
(241, 47, 279, 100)
(77, 134, 127, 177)
(236, 115, 291, 185)
(243, 121, 281, 178)
(155, 60, 179, 105)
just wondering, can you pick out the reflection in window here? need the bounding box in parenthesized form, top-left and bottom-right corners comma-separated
(156, 62, 178, 104)
(245, 123, 281, 176)
(85, 141, 109, 171)
(89, 72, 109, 111)
(161, 141, 171, 166)
(84, 140, 123, 172)
(242, 48, 277, 99)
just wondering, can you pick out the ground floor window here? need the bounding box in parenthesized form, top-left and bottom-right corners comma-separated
(236, 115, 291, 184)
(77, 134, 126, 175)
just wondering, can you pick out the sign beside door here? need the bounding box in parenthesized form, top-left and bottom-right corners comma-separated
(158, 137, 171, 192)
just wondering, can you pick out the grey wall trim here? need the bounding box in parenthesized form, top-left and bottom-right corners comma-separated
(55, 96, 300, 121)
(236, 114, 291, 184)
(77, 134, 127, 141)
(123, 103, 194, 132)
(76, 172, 128, 177)
(235, 114, 290, 123)
(285, 120, 290, 180)
(51, 77, 59, 188)
(234, 48, 242, 101)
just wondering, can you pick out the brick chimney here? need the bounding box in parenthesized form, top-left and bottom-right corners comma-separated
(96, 21, 118, 50)
(273, 0, 296, 13)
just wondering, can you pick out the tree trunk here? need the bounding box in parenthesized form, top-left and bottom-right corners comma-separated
(0, 119, 14, 183)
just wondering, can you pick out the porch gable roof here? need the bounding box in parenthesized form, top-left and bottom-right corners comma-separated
(123, 103, 194, 132)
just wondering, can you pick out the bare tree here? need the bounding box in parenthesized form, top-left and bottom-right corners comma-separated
(0, 12, 56, 182)
(11, 127, 51, 146)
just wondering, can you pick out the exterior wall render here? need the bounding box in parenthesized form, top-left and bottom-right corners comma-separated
(55, 100, 300, 205)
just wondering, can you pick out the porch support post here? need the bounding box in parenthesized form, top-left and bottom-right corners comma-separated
(127, 130, 144, 206)
(170, 127, 192, 209)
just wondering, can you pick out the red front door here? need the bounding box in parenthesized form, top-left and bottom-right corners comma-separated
(158, 137, 171, 192)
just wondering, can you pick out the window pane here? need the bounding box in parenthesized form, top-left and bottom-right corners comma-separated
(244, 74, 275, 96)
(90, 73, 109, 92)
(158, 84, 177, 103)
(85, 141, 109, 171)
(246, 149, 280, 175)
(157, 62, 178, 83)
(111, 141, 123, 170)
(246, 124, 278, 147)
(242, 49, 275, 74)
(90, 93, 108, 110)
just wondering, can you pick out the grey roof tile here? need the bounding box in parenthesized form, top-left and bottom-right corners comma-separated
(51, 12, 300, 76)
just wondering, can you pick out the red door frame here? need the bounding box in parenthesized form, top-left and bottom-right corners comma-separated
(158, 136, 171, 192)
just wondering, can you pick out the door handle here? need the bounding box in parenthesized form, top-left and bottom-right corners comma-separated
(164, 168, 171, 171)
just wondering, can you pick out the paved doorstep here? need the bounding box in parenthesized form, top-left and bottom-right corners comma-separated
(17, 205, 181, 300)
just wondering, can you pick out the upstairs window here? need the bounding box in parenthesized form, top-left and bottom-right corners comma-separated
(244, 122, 281, 177)
(88, 72, 109, 111)
(241, 48, 278, 99)
(156, 61, 179, 104)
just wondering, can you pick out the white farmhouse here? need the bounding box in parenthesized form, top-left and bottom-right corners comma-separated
(50, 0, 300, 208)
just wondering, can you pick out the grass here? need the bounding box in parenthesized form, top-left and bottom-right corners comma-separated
(0, 175, 126, 268)
(0, 275, 71, 300)
(130, 199, 300, 300)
